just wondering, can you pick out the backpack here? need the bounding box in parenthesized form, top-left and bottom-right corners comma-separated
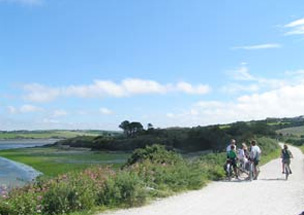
(282, 149, 290, 159)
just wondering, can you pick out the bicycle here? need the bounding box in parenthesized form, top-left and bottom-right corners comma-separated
(225, 159, 233, 180)
(238, 159, 250, 175)
(283, 162, 292, 180)
(224, 159, 239, 180)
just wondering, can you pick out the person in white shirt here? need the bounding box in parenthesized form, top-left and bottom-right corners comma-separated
(249, 140, 261, 179)
(238, 143, 249, 171)
(226, 139, 236, 156)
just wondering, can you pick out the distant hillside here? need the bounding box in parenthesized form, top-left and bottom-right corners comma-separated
(266, 115, 304, 129)
(276, 126, 304, 137)
(0, 130, 121, 140)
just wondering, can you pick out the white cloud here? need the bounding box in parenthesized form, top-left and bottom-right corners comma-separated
(122, 79, 167, 95)
(7, 106, 17, 114)
(221, 83, 259, 94)
(99, 107, 113, 115)
(166, 113, 175, 118)
(42, 118, 60, 124)
(7, 104, 43, 114)
(23, 84, 60, 102)
(285, 18, 304, 27)
(227, 64, 255, 81)
(23, 79, 211, 102)
(223, 63, 290, 95)
(285, 69, 304, 76)
(0, 0, 42, 5)
(52, 110, 68, 117)
(167, 82, 304, 127)
(20, 104, 43, 113)
(284, 18, 304, 35)
(175, 82, 211, 94)
(232, 43, 281, 50)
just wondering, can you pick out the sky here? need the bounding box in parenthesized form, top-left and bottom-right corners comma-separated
(1, 0, 304, 131)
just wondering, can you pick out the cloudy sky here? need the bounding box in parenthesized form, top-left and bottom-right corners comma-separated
(1, 0, 304, 131)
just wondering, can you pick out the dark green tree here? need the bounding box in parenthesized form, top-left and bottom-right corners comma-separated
(119, 120, 130, 136)
(129, 122, 144, 136)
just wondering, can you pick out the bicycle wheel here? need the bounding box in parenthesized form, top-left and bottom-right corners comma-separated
(284, 164, 289, 180)
(227, 163, 232, 180)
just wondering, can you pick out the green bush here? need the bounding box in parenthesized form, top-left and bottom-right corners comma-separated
(97, 171, 147, 207)
(125, 144, 183, 167)
(0, 190, 42, 215)
(125, 145, 208, 195)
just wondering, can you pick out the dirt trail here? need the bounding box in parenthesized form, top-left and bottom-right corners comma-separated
(100, 144, 304, 215)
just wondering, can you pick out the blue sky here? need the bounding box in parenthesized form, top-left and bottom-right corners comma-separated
(1, 0, 304, 131)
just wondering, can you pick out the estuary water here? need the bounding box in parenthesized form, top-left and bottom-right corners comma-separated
(0, 139, 56, 190)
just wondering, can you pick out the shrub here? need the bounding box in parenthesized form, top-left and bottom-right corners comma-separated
(125, 145, 208, 195)
(124, 144, 183, 167)
(97, 171, 147, 207)
(0, 189, 42, 215)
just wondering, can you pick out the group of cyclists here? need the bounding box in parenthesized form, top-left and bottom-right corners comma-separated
(224, 139, 293, 180)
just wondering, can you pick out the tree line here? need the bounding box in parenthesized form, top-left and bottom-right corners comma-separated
(56, 119, 279, 152)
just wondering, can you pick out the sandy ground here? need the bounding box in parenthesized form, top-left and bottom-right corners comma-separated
(100, 144, 304, 215)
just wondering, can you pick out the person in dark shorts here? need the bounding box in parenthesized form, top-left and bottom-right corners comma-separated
(249, 140, 261, 180)
(281, 144, 293, 174)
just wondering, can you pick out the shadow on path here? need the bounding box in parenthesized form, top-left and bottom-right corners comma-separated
(259, 178, 286, 181)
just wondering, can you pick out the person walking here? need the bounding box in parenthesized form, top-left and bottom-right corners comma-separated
(249, 140, 261, 180)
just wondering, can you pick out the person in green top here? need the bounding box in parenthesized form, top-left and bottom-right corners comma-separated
(227, 144, 239, 179)
(281, 144, 293, 174)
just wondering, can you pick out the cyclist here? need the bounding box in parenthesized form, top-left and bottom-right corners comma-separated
(281, 144, 293, 174)
(226, 144, 239, 179)
(226, 139, 236, 157)
(249, 140, 261, 180)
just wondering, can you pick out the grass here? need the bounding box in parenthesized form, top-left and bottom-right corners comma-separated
(276, 126, 304, 137)
(0, 130, 119, 140)
(260, 147, 281, 165)
(0, 147, 131, 177)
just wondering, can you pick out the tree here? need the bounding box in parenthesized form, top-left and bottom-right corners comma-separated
(129, 122, 144, 136)
(147, 123, 154, 130)
(119, 120, 130, 136)
(119, 120, 144, 137)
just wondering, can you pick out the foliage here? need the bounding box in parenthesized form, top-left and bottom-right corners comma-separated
(97, 171, 147, 207)
(119, 120, 144, 137)
(124, 144, 183, 166)
(0, 137, 279, 215)
(124, 145, 210, 195)
(58, 119, 281, 153)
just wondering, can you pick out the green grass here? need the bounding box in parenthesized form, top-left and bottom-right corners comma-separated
(0, 147, 131, 177)
(0, 130, 119, 139)
(267, 121, 290, 126)
(276, 126, 304, 137)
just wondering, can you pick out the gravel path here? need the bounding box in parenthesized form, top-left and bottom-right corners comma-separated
(100, 144, 304, 215)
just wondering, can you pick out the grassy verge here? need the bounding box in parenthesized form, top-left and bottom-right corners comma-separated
(0, 147, 130, 177)
(257, 137, 281, 165)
